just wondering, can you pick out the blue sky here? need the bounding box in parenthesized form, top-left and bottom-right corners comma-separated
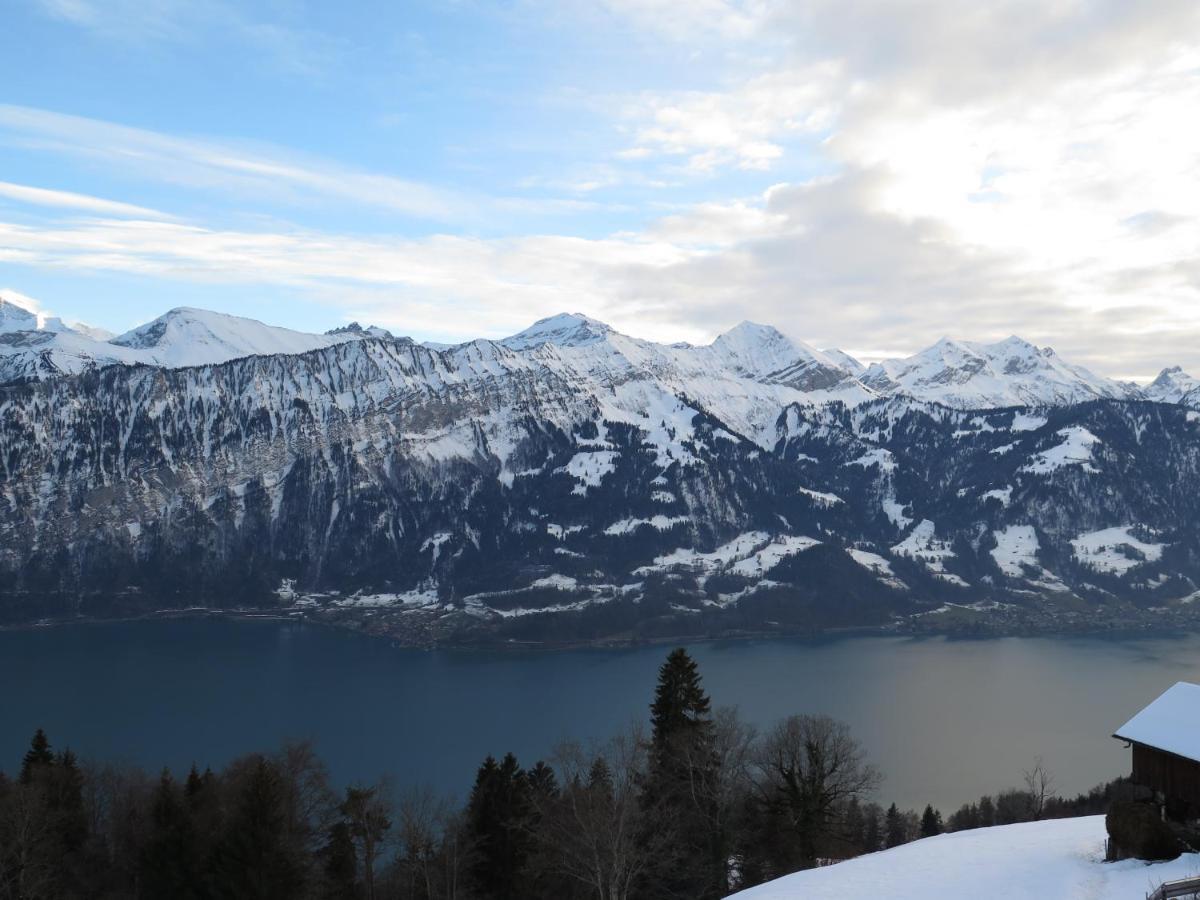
(2, 1, 1200, 377)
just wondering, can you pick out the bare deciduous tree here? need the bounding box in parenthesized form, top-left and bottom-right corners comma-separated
(1023, 757, 1055, 821)
(752, 714, 881, 870)
(532, 725, 668, 900)
(342, 781, 393, 900)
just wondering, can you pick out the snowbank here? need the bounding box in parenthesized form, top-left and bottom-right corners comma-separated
(727, 817, 1200, 900)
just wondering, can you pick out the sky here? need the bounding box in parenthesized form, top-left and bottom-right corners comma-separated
(2, 0, 1199, 378)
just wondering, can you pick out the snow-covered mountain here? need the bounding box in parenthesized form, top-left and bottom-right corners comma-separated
(860, 336, 1130, 408)
(0, 292, 111, 339)
(1144, 366, 1200, 404)
(0, 300, 379, 384)
(5, 299, 1200, 644)
(0, 299, 1182, 412)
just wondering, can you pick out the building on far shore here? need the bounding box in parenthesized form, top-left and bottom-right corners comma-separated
(1113, 681, 1200, 823)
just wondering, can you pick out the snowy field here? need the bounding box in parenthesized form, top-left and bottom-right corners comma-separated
(727, 817, 1200, 900)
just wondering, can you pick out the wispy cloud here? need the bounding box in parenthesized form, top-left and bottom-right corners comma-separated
(0, 104, 471, 223)
(0, 180, 173, 219)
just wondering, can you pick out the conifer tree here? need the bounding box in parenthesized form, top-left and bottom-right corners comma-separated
(19, 728, 54, 784)
(466, 752, 534, 899)
(884, 803, 907, 848)
(920, 804, 943, 838)
(211, 756, 307, 899)
(141, 770, 202, 899)
(321, 821, 358, 899)
(862, 804, 883, 853)
(978, 794, 996, 827)
(527, 760, 559, 801)
(642, 648, 723, 899)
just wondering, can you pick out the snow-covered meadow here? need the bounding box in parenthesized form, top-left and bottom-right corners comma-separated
(727, 817, 1200, 900)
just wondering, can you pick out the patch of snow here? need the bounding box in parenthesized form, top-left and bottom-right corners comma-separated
(334, 586, 439, 609)
(797, 486, 843, 507)
(634, 531, 818, 584)
(981, 486, 1012, 507)
(1020, 426, 1102, 474)
(603, 515, 689, 536)
(844, 448, 897, 472)
(881, 496, 912, 528)
(556, 450, 619, 494)
(420, 531, 453, 564)
(991, 525, 1038, 577)
(529, 574, 579, 590)
(546, 523, 585, 540)
(727, 536, 821, 577)
(891, 520, 955, 574)
(1071, 525, 1166, 575)
(1011, 412, 1048, 431)
(846, 548, 905, 590)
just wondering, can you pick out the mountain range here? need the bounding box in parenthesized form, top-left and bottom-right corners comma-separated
(3, 291, 1200, 645)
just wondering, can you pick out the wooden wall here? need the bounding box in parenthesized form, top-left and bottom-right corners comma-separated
(1132, 743, 1200, 820)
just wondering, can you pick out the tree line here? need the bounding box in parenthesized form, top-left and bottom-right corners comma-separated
(0, 647, 1122, 899)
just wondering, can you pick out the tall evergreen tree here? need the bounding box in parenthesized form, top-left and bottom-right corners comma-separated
(920, 804, 943, 838)
(641, 648, 723, 899)
(884, 803, 907, 848)
(862, 804, 883, 853)
(466, 752, 534, 900)
(210, 756, 307, 899)
(140, 770, 203, 899)
(527, 760, 559, 802)
(19, 728, 54, 784)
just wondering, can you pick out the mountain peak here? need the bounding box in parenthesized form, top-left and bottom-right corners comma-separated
(110, 307, 364, 366)
(862, 333, 1125, 407)
(326, 321, 395, 340)
(500, 312, 614, 350)
(1145, 365, 1200, 403)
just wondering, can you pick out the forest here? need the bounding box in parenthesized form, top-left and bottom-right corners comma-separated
(0, 648, 1124, 899)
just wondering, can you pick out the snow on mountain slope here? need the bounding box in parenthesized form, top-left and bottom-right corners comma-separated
(860, 336, 1131, 408)
(703, 321, 854, 391)
(0, 291, 108, 338)
(110, 307, 363, 366)
(497, 314, 873, 447)
(500, 312, 614, 350)
(0, 304, 379, 384)
(726, 817, 1199, 900)
(1146, 366, 1200, 403)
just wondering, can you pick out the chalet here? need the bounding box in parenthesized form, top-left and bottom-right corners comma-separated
(1113, 681, 1200, 822)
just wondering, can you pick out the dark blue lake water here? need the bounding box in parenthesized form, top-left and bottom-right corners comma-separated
(1, 619, 1195, 812)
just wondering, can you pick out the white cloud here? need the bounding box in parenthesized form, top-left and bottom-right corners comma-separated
(0, 104, 469, 223)
(0, 180, 173, 219)
(622, 64, 842, 172)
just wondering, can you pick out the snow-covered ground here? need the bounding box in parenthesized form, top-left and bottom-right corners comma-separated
(1072, 526, 1166, 575)
(1021, 426, 1103, 475)
(991, 524, 1039, 577)
(727, 817, 1200, 900)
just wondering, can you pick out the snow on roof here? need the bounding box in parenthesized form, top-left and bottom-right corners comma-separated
(727, 816, 1200, 900)
(1113, 681, 1200, 760)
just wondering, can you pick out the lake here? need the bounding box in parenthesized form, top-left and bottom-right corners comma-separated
(1, 619, 1196, 813)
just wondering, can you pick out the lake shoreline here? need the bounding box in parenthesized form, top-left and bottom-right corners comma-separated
(2, 603, 1197, 652)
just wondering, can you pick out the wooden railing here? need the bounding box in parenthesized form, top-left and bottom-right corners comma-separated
(1148, 876, 1200, 900)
